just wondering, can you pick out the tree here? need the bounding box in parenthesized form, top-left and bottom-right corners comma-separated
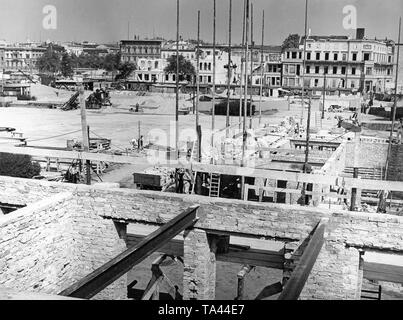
(281, 34, 301, 52)
(102, 53, 121, 72)
(164, 54, 195, 81)
(116, 62, 136, 81)
(61, 53, 74, 77)
(37, 47, 61, 74)
(0, 153, 41, 178)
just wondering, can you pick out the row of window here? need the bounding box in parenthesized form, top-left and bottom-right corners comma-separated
(123, 46, 160, 54)
(284, 64, 391, 77)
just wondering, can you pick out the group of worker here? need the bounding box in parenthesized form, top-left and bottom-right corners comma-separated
(131, 135, 144, 150)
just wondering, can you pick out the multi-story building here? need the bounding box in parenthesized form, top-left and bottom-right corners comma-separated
(0, 46, 5, 71)
(3, 46, 46, 72)
(251, 46, 282, 96)
(120, 40, 162, 64)
(282, 29, 395, 95)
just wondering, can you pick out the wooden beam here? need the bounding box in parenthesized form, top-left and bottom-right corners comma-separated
(4, 145, 403, 192)
(278, 219, 326, 300)
(126, 234, 285, 269)
(255, 281, 283, 300)
(58, 205, 199, 299)
(236, 265, 254, 300)
(363, 261, 403, 284)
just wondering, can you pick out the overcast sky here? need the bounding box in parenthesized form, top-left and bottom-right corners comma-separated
(0, 0, 401, 45)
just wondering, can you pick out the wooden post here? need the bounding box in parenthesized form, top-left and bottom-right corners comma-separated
(79, 85, 91, 185)
(350, 131, 360, 211)
(236, 265, 253, 300)
(249, 2, 254, 130)
(225, 0, 232, 135)
(258, 10, 265, 126)
(211, 0, 216, 152)
(239, 0, 246, 130)
(196, 10, 201, 161)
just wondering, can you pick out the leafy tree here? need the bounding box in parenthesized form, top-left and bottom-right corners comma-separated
(281, 34, 301, 52)
(164, 55, 195, 81)
(61, 53, 74, 77)
(37, 47, 61, 74)
(116, 62, 136, 81)
(102, 53, 121, 72)
(0, 153, 41, 178)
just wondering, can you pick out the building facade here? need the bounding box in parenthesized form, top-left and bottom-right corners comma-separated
(282, 30, 395, 95)
(120, 40, 162, 64)
(3, 46, 46, 72)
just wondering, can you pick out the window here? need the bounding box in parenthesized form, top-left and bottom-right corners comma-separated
(208, 75, 212, 83)
(144, 74, 149, 81)
(316, 52, 320, 60)
(289, 65, 296, 74)
(292, 52, 297, 59)
(284, 65, 288, 74)
(307, 52, 311, 60)
(366, 67, 372, 75)
(341, 67, 346, 75)
(200, 62, 203, 70)
(334, 53, 338, 61)
(165, 74, 169, 81)
(388, 56, 392, 63)
(351, 80, 356, 88)
(199, 75, 203, 83)
(314, 79, 319, 87)
(286, 52, 290, 59)
(315, 66, 320, 74)
(208, 63, 211, 71)
(352, 53, 357, 61)
(296, 65, 301, 76)
(325, 52, 329, 61)
(324, 66, 329, 74)
(306, 66, 310, 74)
(387, 69, 391, 76)
(351, 67, 356, 75)
(333, 66, 338, 74)
(298, 52, 302, 59)
(172, 74, 176, 81)
(364, 53, 370, 61)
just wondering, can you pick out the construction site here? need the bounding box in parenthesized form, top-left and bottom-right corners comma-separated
(1, 0, 403, 302)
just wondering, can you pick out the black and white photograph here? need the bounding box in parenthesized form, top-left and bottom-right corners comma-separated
(0, 0, 402, 308)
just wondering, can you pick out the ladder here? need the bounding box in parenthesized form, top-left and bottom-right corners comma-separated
(315, 112, 322, 129)
(209, 173, 220, 198)
(191, 139, 199, 162)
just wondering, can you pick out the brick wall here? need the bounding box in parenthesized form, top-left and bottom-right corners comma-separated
(387, 144, 403, 182)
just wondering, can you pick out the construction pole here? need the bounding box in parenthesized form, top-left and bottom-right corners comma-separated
(175, 0, 180, 191)
(79, 85, 91, 185)
(211, 0, 216, 154)
(241, 0, 250, 200)
(196, 10, 201, 162)
(226, 0, 233, 137)
(249, 2, 254, 129)
(386, 17, 401, 177)
(321, 70, 326, 121)
(138, 120, 141, 150)
(239, 0, 246, 130)
(258, 10, 265, 126)
(300, 0, 309, 125)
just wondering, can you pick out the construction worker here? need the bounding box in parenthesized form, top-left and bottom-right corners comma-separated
(397, 118, 403, 144)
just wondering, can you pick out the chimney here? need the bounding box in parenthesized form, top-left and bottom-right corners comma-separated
(356, 28, 365, 40)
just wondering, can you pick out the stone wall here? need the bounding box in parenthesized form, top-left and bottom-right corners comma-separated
(0, 187, 127, 300)
(1, 176, 403, 300)
(345, 142, 388, 168)
(387, 144, 403, 182)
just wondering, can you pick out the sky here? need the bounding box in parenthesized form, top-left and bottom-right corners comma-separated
(0, 0, 401, 45)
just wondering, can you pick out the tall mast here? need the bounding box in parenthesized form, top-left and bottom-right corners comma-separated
(249, 2, 254, 129)
(239, 0, 246, 130)
(240, 0, 249, 201)
(258, 10, 265, 125)
(386, 17, 402, 176)
(300, 0, 308, 125)
(196, 10, 201, 162)
(226, 0, 233, 135)
(211, 0, 216, 153)
(175, 0, 179, 159)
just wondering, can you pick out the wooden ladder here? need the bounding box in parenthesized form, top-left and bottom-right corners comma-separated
(191, 139, 199, 161)
(315, 111, 322, 129)
(209, 173, 220, 198)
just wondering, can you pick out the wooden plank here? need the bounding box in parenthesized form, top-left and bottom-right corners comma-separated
(58, 205, 199, 299)
(278, 220, 326, 300)
(363, 262, 403, 284)
(126, 234, 285, 269)
(4, 145, 403, 192)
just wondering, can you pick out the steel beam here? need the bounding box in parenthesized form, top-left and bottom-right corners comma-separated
(59, 205, 199, 299)
(278, 219, 326, 300)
